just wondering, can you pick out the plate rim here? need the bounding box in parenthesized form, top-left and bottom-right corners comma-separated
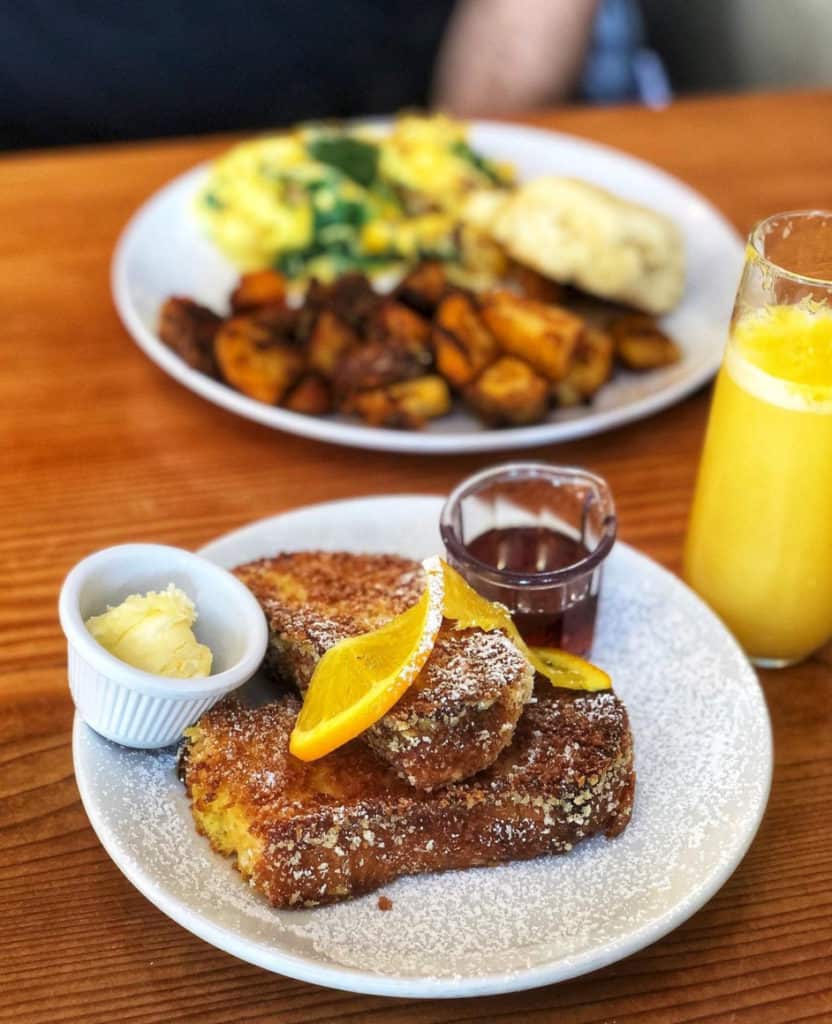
(72, 494, 772, 999)
(110, 120, 744, 454)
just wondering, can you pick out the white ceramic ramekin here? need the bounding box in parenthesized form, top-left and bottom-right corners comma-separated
(59, 543, 268, 748)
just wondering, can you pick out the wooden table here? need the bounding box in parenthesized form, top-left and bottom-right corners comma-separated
(2, 90, 831, 1024)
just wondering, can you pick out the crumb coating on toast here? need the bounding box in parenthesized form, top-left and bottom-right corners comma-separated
(234, 551, 534, 788)
(180, 689, 635, 907)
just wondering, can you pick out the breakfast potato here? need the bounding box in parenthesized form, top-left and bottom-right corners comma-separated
(433, 330, 474, 390)
(318, 272, 380, 331)
(230, 270, 287, 313)
(507, 262, 566, 304)
(283, 373, 332, 415)
(609, 314, 681, 371)
(214, 316, 303, 404)
(306, 310, 359, 378)
(480, 291, 583, 381)
(333, 340, 432, 398)
(164, 248, 683, 430)
(249, 302, 298, 337)
(395, 261, 448, 316)
(552, 327, 614, 406)
(347, 375, 451, 429)
(158, 297, 221, 376)
(369, 299, 432, 351)
(433, 292, 498, 388)
(463, 355, 549, 426)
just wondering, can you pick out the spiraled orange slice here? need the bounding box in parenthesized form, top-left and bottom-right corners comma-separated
(290, 556, 610, 761)
(441, 560, 611, 691)
(289, 556, 445, 761)
(525, 646, 611, 691)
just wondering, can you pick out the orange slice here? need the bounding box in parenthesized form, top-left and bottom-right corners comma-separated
(441, 560, 611, 692)
(290, 557, 610, 761)
(526, 646, 611, 692)
(441, 558, 516, 636)
(289, 555, 445, 761)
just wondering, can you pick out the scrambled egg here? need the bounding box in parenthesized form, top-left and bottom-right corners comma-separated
(197, 114, 514, 282)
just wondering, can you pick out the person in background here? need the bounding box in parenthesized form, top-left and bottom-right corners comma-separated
(434, 0, 671, 114)
(0, 0, 602, 151)
(432, 0, 599, 115)
(581, 0, 671, 107)
(2, 1, 829, 151)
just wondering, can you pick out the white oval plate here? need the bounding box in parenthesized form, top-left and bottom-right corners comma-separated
(73, 495, 771, 998)
(111, 123, 743, 453)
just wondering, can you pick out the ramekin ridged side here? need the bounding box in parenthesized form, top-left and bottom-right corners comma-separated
(67, 645, 229, 748)
(59, 543, 269, 749)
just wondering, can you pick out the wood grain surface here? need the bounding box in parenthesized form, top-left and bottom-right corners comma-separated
(2, 90, 831, 1024)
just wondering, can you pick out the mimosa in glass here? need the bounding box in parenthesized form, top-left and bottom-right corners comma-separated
(684, 211, 832, 667)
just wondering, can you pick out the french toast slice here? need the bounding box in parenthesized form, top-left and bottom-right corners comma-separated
(235, 552, 424, 688)
(179, 688, 635, 908)
(234, 552, 534, 789)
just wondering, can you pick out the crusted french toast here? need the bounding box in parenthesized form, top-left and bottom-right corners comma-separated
(234, 552, 534, 789)
(180, 687, 635, 907)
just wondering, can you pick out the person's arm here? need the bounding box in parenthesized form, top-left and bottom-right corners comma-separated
(432, 0, 599, 116)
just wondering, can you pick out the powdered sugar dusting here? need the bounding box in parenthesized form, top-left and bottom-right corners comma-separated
(413, 555, 444, 666)
(73, 498, 771, 995)
(418, 628, 525, 704)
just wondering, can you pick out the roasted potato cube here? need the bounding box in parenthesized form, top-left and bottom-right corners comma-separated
(553, 327, 614, 406)
(313, 272, 380, 331)
(369, 299, 431, 351)
(333, 340, 432, 398)
(306, 310, 359, 378)
(348, 376, 451, 429)
(434, 292, 498, 388)
(561, 287, 634, 325)
(507, 262, 566, 304)
(480, 291, 583, 382)
(433, 329, 473, 390)
(463, 356, 549, 426)
(214, 316, 303, 404)
(345, 389, 392, 426)
(250, 302, 298, 338)
(394, 375, 451, 422)
(230, 270, 287, 312)
(283, 373, 332, 415)
(158, 297, 221, 376)
(395, 261, 448, 316)
(609, 314, 682, 371)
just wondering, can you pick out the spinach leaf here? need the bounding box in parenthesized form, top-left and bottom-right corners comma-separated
(312, 196, 367, 233)
(371, 179, 404, 212)
(307, 136, 380, 188)
(450, 140, 504, 185)
(274, 246, 318, 278)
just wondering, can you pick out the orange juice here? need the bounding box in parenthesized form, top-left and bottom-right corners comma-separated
(684, 305, 832, 664)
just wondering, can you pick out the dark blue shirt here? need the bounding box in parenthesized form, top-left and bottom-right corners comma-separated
(0, 0, 454, 149)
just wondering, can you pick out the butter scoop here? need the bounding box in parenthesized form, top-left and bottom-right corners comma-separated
(85, 583, 213, 678)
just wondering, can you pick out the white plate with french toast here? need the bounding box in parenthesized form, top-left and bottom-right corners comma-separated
(73, 495, 771, 998)
(112, 120, 744, 453)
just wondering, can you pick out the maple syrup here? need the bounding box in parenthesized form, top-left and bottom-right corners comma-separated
(440, 463, 617, 661)
(466, 526, 598, 655)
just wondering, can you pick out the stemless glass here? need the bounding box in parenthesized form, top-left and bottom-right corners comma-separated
(684, 210, 832, 667)
(440, 463, 616, 657)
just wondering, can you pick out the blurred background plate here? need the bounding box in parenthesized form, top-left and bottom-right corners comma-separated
(111, 122, 743, 453)
(73, 495, 771, 998)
